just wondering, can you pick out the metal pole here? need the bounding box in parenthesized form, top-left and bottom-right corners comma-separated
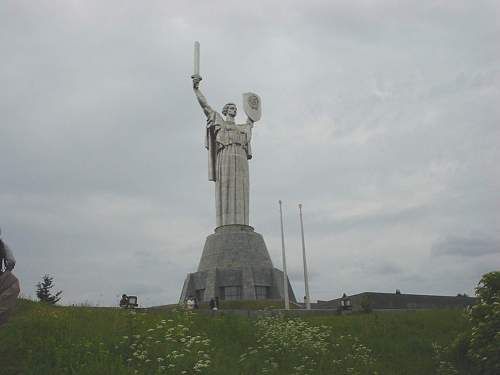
(279, 200, 290, 310)
(299, 204, 311, 310)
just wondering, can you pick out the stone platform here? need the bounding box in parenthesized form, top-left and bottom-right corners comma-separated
(180, 225, 296, 303)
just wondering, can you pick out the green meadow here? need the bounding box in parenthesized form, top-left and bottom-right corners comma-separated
(0, 299, 469, 375)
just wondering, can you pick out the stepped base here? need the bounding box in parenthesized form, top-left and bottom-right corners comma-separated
(179, 225, 296, 303)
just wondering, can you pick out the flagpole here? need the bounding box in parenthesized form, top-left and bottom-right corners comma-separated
(299, 204, 311, 310)
(279, 200, 290, 310)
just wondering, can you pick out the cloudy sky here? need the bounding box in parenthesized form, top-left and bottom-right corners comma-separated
(1, 0, 499, 306)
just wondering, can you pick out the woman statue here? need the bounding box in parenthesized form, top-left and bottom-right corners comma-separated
(192, 74, 255, 227)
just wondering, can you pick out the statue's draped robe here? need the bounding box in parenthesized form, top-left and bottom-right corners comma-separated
(206, 110, 252, 227)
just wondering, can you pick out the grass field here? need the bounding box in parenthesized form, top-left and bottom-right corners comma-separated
(0, 299, 469, 374)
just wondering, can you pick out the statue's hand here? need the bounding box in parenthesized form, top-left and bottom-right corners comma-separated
(191, 74, 202, 89)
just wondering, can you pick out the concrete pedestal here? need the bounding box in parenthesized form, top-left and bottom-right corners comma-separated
(180, 225, 296, 303)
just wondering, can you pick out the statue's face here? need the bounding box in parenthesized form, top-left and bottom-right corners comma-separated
(226, 104, 237, 117)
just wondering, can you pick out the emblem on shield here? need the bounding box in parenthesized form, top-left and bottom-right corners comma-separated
(243, 92, 262, 122)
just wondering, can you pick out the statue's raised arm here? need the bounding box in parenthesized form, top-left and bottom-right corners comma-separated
(192, 74, 213, 117)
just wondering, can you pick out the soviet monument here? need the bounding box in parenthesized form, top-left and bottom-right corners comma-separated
(180, 42, 296, 303)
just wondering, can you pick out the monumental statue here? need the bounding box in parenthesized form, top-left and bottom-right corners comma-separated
(180, 42, 295, 303)
(192, 75, 261, 227)
(0, 228, 20, 325)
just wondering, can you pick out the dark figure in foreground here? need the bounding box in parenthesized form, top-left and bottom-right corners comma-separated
(119, 294, 128, 308)
(0, 228, 20, 325)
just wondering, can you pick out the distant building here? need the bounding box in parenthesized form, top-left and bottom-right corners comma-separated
(316, 292, 476, 311)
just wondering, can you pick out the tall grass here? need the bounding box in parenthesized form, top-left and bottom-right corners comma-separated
(0, 299, 468, 374)
(309, 310, 469, 374)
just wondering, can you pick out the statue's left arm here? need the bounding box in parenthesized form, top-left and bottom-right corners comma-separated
(245, 118, 254, 159)
(246, 118, 254, 141)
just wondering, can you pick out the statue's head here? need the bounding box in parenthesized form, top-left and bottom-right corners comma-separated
(222, 103, 237, 118)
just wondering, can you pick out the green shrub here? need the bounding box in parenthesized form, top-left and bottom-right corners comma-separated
(466, 271, 500, 374)
(116, 308, 212, 374)
(239, 316, 377, 375)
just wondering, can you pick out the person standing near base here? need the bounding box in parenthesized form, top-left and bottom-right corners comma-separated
(0, 228, 20, 325)
(186, 296, 194, 310)
(209, 298, 217, 311)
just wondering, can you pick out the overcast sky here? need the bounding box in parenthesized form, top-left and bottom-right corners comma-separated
(1, 0, 499, 306)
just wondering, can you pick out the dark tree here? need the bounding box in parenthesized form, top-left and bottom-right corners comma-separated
(466, 271, 500, 374)
(36, 274, 62, 304)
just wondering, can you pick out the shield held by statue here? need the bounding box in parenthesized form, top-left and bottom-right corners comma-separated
(243, 92, 262, 122)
